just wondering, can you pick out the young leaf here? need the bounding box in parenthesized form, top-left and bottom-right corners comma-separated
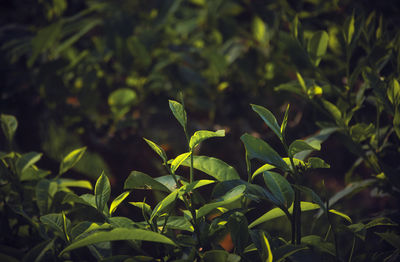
(143, 138, 167, 163)
(59, 147, 87, 175)
(110, 191, 130, 216)
(170, 152, 191, 173)
(169, 100, 187, 130)
(251, 104, 282, 140)
(263, 171, 294, 209)
(329, 209, 352, 223)
(288, 140, 321, 158)
(387, 79, 400, 106)
(260, 231, 273, 262)
(95, 172, 111, 214)
(57, 179, 93, 190)
(241, 133, 289, 171)
(0, 114, 18, 144)
(60, 228, 177, 255)
(249, 202, 320, 228)
(344, 11, 355, 45)
(308, 31, 329, 66)
(252, 158, 305, 179)
(150, 189, 179, 223)
(322, 100, 342, 124)
(16, 152, 42, 175)
(189, 130, 225, 149)
(123, 171, 170, 192)
(178, 155, 240, 181)
(280, 104, 290, 137)
(252, 16, 268, 45)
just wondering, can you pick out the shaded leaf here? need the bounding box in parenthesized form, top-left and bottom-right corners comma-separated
(308, 31, 329, 66)
(251, 104, 282, 140)
(16, 152, 42, 175)
(241, 133, 289, 171)
(249, 202, 320, 228)
(108, 88, 138, 118)
(60, 228, 177, 255)
(307, 157, 330, 169)
(124, 171, 170, 192)
(263, 171, 294, 208)
(301, 235, 335, 256)
(0, 114, 18, 144)
(252, 158, 305, 179)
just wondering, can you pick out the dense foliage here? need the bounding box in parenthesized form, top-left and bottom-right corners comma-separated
(1, 0, 400, 261)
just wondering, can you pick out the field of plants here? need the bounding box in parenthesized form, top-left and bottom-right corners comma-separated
(1, 0, 399, 261)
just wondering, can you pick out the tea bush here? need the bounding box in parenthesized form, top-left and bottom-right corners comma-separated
(1, 97, 399, 261)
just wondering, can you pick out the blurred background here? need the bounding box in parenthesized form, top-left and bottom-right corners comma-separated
(1, 0, 399, 218)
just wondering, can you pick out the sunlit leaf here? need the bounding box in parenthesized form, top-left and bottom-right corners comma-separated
(110, 191, 130, 215)
(95, 172, 111, 214)
(108, 88, 138, 118)
(170, 152, 191, 173)
(59, 147, 86, 175)
(179, 155, 240, 181)
(143, 138, 167, 163)
(189, 130, 225, 149)
(169, 100, 187, 130)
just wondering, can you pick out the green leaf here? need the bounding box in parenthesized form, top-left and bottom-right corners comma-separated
(328, 179, 376, 207)
(227, 212, 249, 254)
(307, 157, 330, 169)
(294, 127, 337, 160)
(263, 171, 294, 209)
(56, 179, 92, 190)
(301, 235, 335, 256)
(109, 217, 137, 229)
(95, 172, 111, 214)
(387, 79, 400, 106)
(260, 231, 273, 262)
(110, 191, 130, 216)
(36, 179, 58, 215)
(0, 253, 19, 262)
(179, 155, 240, 181)
(293, 185, 325, 211)
(280, 104, 290, 137)
(124, 171, 170, 192)
(241, 133, 289, 171)
(150, 189, 179, 223)
(251, 104, 282, 140)
(308, 31, 329, 66)
(170, 152, 191, 173)
(169, 100, 187, 130)
(40, 213, 71, 242)
(59, 147, 86, 175)
(129, 202, 152, 217)
(252, 16, 268, 45)
(249, 202, 320, 228)
(274, 244, 308, 262)
(197, 185, 245, 218)
(202, 250, 241, 262)
(60, 228, 176, 255)
(189, 130, 225, 149)
(350, 123, 375, 143)
(344, 12, 355, 46)
(329, 209, 352, 223)
(16, 152, 42, 175)
(322, 100, 342, 125)
(108, 88, 138, 118)
(0, 114, 18, 144)
(288, 140, 321, 158)
(143, 138, 167, 163)
(375, 232, 400, 250)
(158, 216, 194, 232)
(252, 158, 305, 179)
(394, 109, 400, 139)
